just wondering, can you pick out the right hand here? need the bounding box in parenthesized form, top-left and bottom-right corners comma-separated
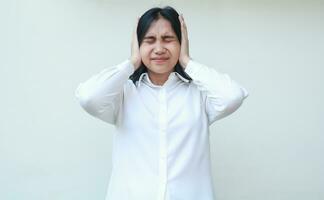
(130, 17, 142, 70)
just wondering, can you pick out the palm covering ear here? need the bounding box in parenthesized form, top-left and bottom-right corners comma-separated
(130, 17, 142, 70)
(178, 14, 191, 68)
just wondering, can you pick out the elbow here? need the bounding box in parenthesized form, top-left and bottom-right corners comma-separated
(75, 84, 100, 116)
(77, 95, 101, 116)
(223, 87, 248, 114)
(206, 84, 249, 125)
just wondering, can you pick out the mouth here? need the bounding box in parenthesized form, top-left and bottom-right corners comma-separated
(151, 57, 169, 64)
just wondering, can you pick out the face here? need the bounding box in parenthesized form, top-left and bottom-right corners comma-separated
(139, 17, 180, 76)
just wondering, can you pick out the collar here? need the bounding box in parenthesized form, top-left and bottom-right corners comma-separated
(136, 71, 189, 88)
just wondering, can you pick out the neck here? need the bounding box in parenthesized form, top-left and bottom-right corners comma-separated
(147, 71, 172, 86)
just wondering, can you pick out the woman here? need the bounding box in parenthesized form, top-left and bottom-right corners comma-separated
(75, 6, 248, 200)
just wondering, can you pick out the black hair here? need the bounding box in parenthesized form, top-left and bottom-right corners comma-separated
(129, 6, 192, 84)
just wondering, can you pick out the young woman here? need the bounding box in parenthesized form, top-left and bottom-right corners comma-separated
(75, 6, 248, 200)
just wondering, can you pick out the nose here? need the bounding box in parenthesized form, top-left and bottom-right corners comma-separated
(153, 41, 166, 54)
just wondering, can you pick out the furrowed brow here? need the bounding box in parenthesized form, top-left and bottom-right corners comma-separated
(143, 36, 156, 40)
(143, 34, 175, 40)
(162, 35, 176, 39)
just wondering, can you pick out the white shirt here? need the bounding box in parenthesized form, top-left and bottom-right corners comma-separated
(75, 59, 248, 200)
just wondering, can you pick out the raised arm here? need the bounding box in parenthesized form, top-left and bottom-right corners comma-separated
(75, 60, 135, 124)
(75, 17, 142, 125)
(178, 14, 248, 125)
(184, 60, 249, 125)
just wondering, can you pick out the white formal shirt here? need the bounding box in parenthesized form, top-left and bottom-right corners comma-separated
(75, 59, 248, 200)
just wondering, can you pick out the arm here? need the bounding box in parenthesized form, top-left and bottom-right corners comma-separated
(177, 15, 248, 125)
(75, 59, 135, 125)
(184, 59, 249, 125)
(75, 16, 142, 125)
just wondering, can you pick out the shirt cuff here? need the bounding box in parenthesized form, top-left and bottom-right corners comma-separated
(117, 59, 136, 76)
(184, 59, 202, 76)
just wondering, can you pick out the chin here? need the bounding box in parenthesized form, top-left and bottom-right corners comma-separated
(148, 69, 170, 74)
(146, 66, 172, 74)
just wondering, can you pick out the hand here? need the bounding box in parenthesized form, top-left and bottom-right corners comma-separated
(130, 17, 142, 70)
(178, 14, 191, 69)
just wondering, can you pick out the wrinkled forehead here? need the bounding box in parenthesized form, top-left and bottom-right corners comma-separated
(145, 18, 176, 36)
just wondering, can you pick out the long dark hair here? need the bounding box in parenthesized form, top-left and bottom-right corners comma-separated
(129, 6, 192, 84)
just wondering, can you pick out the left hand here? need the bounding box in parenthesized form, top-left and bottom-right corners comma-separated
(178, 14, 191, 69)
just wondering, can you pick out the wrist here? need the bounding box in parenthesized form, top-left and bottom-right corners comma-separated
(180, 56, 191, 69)
(129, 58, 139, 70)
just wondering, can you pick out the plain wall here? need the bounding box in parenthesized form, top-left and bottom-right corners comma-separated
(1, 0, 323, 199)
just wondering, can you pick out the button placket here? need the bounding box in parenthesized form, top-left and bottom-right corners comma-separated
(157, 87, 168, 200)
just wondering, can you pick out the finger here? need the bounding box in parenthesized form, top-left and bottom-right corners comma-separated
(180, 14, 184, 24)
(179, 14, 188, 40)
(179, 14, 184, 33)
(133, 17, 139, 41)
(179, 14, 187, 32)
(179, 14, 185, 24)
(134, 17, 139, 32)
(178, 14, 184, 26)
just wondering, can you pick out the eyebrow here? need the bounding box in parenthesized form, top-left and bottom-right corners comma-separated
(143, 35, 176, 40)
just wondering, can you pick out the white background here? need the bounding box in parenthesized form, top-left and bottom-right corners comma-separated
(1, 0, 323, 199)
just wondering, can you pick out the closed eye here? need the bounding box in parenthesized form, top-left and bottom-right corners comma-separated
(143, 38, 155, 43)
(163, 36, 176, 41)
(143, 35, 176, 43)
